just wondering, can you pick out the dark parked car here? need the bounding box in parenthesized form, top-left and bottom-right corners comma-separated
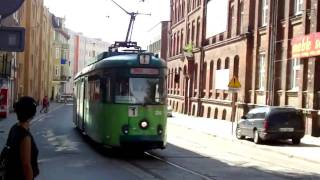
(236, 107, 305, 144)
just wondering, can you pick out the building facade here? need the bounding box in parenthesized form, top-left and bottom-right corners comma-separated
(17, 0, 45, 102)
(52, 15, 71, 100)
(71, 33, 110, 75)
(147, 21, 170, 60)
(168, 0, 320, 136)
(17, 0, 57, 103)
(67, 32, 109, 95)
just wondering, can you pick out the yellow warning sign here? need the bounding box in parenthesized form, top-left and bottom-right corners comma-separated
(228, 76, 241, 89)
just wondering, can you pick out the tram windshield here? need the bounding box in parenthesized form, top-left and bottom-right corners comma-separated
(115, 77, 165, 104)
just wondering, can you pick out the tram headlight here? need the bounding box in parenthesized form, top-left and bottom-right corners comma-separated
(157, 125, 163, 135)
(122, 125, 129, 135)
(139, 120, 149, 129)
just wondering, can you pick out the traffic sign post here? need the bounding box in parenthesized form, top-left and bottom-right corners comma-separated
(228, 76, 241, 135)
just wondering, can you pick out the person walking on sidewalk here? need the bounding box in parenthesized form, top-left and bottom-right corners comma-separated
(40, 96, 49, 113)
(4, 96, 39, 180)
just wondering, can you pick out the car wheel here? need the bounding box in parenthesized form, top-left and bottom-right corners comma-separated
(292, 138, 301, 145)
(253, 129, 262, 144)
(236, 127, 245, 139)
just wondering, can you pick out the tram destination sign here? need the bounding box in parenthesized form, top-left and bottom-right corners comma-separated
(0, 26, 25, 52)
(130, 68, 159, 75)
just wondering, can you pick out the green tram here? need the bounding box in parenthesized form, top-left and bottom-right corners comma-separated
(73, 42, 167, 150)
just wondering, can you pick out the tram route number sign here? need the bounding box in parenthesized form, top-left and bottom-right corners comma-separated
(0, 26, 25, 52)
(128, 106, 138, 117)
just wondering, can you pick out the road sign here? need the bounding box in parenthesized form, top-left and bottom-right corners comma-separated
(0, 0, 25, 19)
(0, 26, 25, 52)
(228, 76, 241, 89)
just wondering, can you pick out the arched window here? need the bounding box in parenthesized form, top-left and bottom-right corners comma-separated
(207, 107, 211, 118)
(180, 29, 184, 53)
(222, 109, 227, 120)
(237, 1, 244, 35)
(209, 61, 214, 90)
(192, 104, 196, 116)
(194, 64, 198, 96)
(234, 55, 240, 77)
(225, 57, 230, 69)
(176, 32, 180, 55)
(183, 66, 187, 95)
(214, 108, 218, 119)
(217, 59, 221, 70)
(196, 17, 201, 47)
(202, 62, 207, 98)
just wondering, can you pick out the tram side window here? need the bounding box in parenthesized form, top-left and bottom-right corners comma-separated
(101, 78, 111, 103)
(94, 80, 101, 100)
(88, 80, 101, 102)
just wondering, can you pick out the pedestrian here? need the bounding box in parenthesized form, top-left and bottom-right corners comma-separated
(4, 96, 39, 180)
(40, 96, 49, 113)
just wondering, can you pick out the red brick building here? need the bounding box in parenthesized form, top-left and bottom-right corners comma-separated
(168, 0, 320, 136)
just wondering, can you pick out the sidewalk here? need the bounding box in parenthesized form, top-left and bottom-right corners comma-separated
(0, 102, 63, 147)
(169, 112, 320, 164)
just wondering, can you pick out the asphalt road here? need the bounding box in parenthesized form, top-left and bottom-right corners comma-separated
(18, 104, 319, 180)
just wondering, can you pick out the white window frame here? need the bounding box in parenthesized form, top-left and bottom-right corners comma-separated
(290, 58, 300, 91)
(261, 0, 269, 26)
(294, 0, 303, 15)
(258, 53, 266, 90)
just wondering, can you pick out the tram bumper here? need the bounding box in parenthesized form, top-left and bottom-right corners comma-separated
(120, 135, 166, 150)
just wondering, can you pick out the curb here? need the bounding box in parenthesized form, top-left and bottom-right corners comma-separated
(169, 118, 320, 165)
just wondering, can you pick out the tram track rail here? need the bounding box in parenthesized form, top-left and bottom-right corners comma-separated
(144, 152, 217, 180)
(122, 151, 217, 180)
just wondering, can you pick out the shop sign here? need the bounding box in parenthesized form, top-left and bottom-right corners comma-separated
(292, 32, 320, 58)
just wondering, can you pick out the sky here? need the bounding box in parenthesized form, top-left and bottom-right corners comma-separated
(43, 0, 170, 48)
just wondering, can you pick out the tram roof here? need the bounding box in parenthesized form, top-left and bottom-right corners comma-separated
(74, 53, 167, 79)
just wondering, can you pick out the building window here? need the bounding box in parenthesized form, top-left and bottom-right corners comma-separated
(187, 23, 190, 44)
(177, 32, 180, 55)
(238, 2, 245, 34)
(290, 58, 300, 90)
(196, 18, 201, 47)
(228, 2, 234, 38)
(180, 30, 184, 53)
(191, 21, 195, 45)
(261, 0, 269, 26)
(294, 0, 303, 15)
(217, 59, 221, 70)
(258, 53, 266, 90)
(182, 1, 185, 17)
(225, 58, 230, 69)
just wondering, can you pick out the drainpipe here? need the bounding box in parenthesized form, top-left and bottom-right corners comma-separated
(196, 0, 207, 117)
(268, 0, 278, 106)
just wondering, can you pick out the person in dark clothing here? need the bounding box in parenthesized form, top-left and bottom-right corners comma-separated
(5, 96, 39, 180)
